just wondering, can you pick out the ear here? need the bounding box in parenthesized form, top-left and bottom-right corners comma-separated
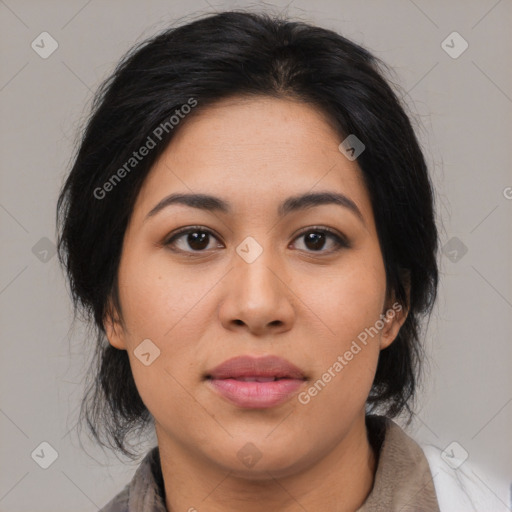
(103, 298, 127, 350)
(379, 300, 408, 350)
(380, 271, 411, 350)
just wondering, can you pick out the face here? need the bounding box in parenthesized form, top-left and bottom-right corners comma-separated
(106, 95, 406, 479)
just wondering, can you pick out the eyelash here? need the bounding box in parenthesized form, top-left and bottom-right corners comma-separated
(163, 225, 350, 255)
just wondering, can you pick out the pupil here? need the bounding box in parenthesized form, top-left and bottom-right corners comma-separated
(188, 231, 209, 250)
(305, 232, 325, 251)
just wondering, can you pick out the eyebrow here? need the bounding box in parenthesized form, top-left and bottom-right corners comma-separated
(145, 191, 365, 225)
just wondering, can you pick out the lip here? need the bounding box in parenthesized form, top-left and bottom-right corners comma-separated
(205, 355, 307, 409)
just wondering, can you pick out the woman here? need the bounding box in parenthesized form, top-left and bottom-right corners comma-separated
(56, 10, 499, 512)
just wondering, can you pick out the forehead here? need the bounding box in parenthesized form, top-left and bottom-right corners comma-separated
(133, 95, 372, 223)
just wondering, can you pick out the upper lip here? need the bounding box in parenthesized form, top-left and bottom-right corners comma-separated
(206, 355, 306, 380)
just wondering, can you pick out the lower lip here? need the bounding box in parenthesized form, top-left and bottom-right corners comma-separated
(207, 378, 305, 408)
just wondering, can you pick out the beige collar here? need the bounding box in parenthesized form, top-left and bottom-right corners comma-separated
(357, 415, 440, 511)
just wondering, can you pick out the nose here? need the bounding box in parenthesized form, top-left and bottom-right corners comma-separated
(218, 247, 295, 336)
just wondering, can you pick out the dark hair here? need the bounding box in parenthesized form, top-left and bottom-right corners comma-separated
(57, 9, 439, 460)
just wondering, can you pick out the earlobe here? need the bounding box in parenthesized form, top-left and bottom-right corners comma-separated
(379, 306, 407, 350)
(380, 271, 411, 350)
(103, 303, 127, 350)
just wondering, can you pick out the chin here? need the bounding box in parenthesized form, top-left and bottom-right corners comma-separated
(209, 443, 312, 481)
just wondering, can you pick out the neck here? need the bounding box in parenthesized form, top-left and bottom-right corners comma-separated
(157, 414, 377, 512)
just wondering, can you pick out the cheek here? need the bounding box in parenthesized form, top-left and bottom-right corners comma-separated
(116, 250, 214, 405)
(303, 253, 387, 346)
(296, 251, 386, 409)
(297, 347, 379, 434)
(117, 248, 208, 341)
(298, 266, 386, 415)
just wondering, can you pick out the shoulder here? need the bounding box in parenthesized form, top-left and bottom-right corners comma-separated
(98, 446, 166, 512)
(420, 443, 509, 512)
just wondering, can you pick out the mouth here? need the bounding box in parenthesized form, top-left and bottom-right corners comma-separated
(205, 354, 307, 381)
(208, 376, 292, 382)
(204, 355, 307, 408)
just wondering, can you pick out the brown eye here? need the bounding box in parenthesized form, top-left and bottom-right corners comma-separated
(164, 227, 223, 253)
(304, 231, 327, 251)
(164, 226, 349, 255)
(292, 228, 349, 254)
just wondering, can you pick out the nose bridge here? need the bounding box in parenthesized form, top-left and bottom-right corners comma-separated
(219, 235, 294, 333)
(235, 236, 283, 306)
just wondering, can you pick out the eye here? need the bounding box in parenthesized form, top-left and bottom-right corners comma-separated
(291, 227, 350, 254)
(163, 226, 223, 253)
(163, 226, 350, 255)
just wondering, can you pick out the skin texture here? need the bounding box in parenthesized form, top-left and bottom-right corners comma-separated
(105, 95, 408, 512)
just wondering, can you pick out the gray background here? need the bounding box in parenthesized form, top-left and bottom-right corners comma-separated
(1, 0, 511, 511)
